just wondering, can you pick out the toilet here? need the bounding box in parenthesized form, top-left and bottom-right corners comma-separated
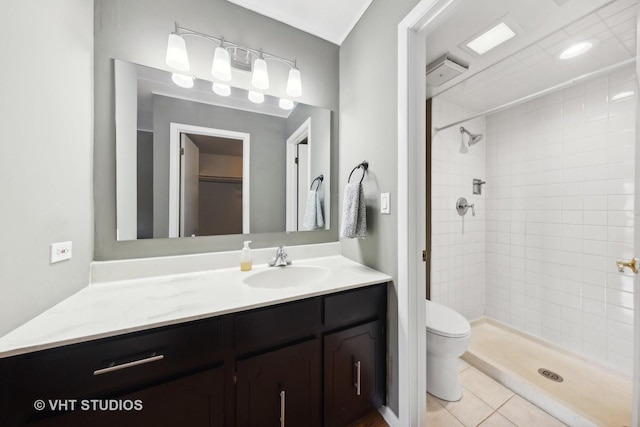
(425, 299, 471, 401)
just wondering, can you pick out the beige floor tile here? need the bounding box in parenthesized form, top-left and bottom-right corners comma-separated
(460, 366, 514, 409)
(435, 388, 494, 427)
(458, 358, 470, 372)
(498, 395, 567, 427)
(427, 393, 465, 427)
(478, 412, 516, 427)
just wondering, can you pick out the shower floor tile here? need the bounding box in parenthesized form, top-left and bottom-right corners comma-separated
(463, 319, 632, 427)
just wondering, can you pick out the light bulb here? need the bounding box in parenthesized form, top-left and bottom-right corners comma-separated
(251, 58, 269, 90)
(211, 46, 232, 81)
(286, 68, 302, 98)
(212, 82, 231, 97)
(171, 73, 194, 88)
(279, 98, 294, 110)
(248, 91, 264, 104)
(165, 33, 190, 71)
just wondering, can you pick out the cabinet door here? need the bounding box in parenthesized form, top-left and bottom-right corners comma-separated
(324, 321, 385, 427)
(236, 339, 321, 427)
(31, 367, 224, 427)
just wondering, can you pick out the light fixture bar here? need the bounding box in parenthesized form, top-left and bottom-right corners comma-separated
(174, 23, 297, 69)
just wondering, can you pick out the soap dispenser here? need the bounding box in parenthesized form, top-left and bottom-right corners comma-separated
(240, 241, 252, 271)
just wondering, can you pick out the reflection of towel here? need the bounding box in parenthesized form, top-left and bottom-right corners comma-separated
(303, 190, 324, 230)
(340, 183, 366, 238)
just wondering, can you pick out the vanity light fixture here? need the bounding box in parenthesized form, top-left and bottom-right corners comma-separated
(212, 82, 231, 97)
(248, 91, 265, 104)
(466, 22, 515, 55)
(558, 39, 597, 60)
(165, 22, 302, 97)
(171, 73, 195, 88)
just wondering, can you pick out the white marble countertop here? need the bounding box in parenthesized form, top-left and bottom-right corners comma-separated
(0, 255, 391, 359)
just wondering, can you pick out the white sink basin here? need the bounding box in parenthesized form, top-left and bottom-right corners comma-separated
(243, 265, 331, 288)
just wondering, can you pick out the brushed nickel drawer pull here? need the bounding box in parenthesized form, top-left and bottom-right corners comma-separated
(280, 390, 285, 427)
(354, 360, 361, 396)
(93, 354, 164, 376)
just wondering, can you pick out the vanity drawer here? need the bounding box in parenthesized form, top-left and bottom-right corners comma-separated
(234, 298, 321, 355)
(0, 316, 224, 423)
(324, 283, 387, 330)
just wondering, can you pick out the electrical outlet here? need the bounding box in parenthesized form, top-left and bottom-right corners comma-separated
(381, 193, 390, 214)
(51, 241, 72, 264)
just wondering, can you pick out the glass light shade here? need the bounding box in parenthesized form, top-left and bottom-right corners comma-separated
(171, 73, 194, 88)
(211, 47, 232, 81)
(286, 68, 302, 98)
(279, 98, 294, 110)
(248, 91, 264, 104)
(251, 58, 270, 90)
(212, 82, 231, 97)
(165, 33, 190, 71)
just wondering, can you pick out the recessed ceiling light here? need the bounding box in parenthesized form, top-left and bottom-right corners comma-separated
(558, 39, 597, 59)
(611, 91, 634, 101)
(466, 22, 516, 55)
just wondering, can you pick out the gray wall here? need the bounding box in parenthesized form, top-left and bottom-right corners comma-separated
(137, 130, 154, 239)
(152, 95, 287, 236)
(94, 0, 339, 260)
(0, 0, 93, 336)
(339, 0, 421, 416)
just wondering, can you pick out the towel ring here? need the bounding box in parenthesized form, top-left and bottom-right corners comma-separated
(348, 161, 369, 184)
(310, 174, 324, 190)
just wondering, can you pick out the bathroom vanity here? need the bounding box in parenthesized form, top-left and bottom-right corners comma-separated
(0, 254, 389, 427)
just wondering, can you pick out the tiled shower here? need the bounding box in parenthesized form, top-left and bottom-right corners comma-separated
(431, 65, 636, 376)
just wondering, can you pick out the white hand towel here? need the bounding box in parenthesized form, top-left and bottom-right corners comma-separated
(303, 189, 325, 230)
(340, 183, 366, 238)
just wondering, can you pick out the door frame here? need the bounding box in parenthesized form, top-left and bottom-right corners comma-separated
(398, 2, 640, 427)
(169, 122, 250, 237)
(286, 118, 312, 232)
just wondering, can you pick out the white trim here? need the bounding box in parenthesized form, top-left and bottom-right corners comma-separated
(632, 38, 640, 427)
(285, 118, 312, 232)
(397, 1, 460, 426)
(169, 123, 251, 236)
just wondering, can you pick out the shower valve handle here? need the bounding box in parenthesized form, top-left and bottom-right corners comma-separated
(456, 197, 475, 217)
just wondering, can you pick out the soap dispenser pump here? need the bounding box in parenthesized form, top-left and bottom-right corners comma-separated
(240, 241, 252, 271)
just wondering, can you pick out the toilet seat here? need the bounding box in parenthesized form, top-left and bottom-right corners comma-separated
(425, 300, 470, 338)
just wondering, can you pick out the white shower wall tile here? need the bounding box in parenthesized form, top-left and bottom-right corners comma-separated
(431, 98, 487, 321)
(484, 65, 636, 375)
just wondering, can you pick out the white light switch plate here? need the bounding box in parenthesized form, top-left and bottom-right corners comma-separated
(51, 241, 72, 264)
(381, 193, 390, 214)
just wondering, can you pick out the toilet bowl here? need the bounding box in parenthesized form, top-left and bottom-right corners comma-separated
(426, 299, 471, 401)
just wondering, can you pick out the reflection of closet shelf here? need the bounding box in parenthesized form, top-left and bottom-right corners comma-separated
(199, 175, 242, 184)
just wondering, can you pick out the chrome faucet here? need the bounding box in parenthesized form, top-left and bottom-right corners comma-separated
(269, 246, 292, 267)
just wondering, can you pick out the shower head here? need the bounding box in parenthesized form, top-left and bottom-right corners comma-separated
(460, 126, 483, 147)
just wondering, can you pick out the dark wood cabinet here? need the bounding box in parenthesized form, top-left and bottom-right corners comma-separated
(324, 321, 385, 427)
(236, 339, 321, 427)
(0, 282, 387, 427)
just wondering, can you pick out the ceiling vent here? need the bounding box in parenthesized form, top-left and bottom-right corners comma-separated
(425, 54, 468, 87)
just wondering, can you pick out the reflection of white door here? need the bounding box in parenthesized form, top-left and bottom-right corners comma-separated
(297, 142, 309, 229)
(633, 66, 640, 426)
(169, 123, 250, 237)
(180, 134, 199, 237)
(286, 118, 311, 232)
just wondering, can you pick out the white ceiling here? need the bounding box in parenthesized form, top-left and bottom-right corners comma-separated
(426, 0, 638, 112)
(225, 0, 373, 45)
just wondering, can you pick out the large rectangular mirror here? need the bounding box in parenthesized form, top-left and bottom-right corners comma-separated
(115, 60, 331, 241)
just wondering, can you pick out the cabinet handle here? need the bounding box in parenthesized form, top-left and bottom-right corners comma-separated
(280, 390, 285, 427)
(93, 353, 164, 376)
(354, 360, 361, 396)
